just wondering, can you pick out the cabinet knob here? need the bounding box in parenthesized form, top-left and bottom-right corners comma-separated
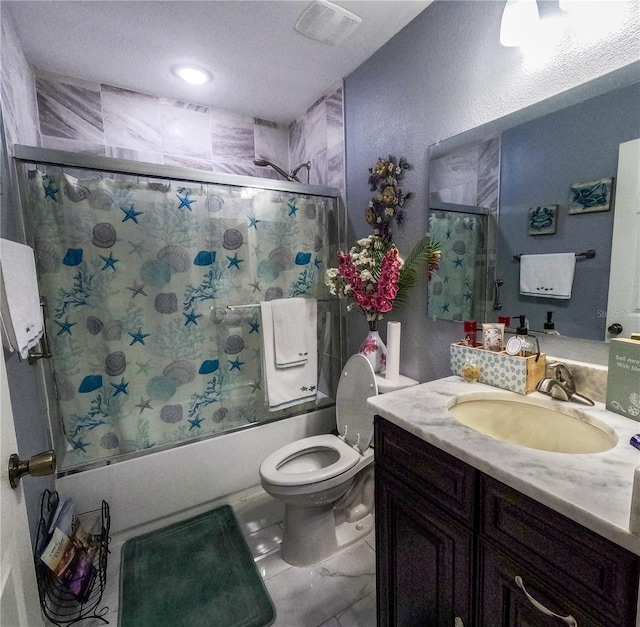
(608, 322, 623, 335)
(454, 618, 464, 627)
(514, 576, 577, 626)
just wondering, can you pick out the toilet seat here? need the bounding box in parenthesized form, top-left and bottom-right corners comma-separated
(260, 355, 378, 489)
(336, 354, 377, 451)
(260, 434, 361, 487)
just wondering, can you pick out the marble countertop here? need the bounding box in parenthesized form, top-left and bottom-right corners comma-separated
(368, 376, 640, 555)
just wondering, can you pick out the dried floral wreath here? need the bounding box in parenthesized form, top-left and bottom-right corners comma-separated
(364, 155, 413, 240)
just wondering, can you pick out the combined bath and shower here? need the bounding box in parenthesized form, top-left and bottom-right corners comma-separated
(254, 159, 311, 183)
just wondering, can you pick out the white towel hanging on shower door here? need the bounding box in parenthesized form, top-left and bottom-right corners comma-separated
(260, 298, 317, 411)
(271, 297, 309, 368)
(0, 238, 44, 359)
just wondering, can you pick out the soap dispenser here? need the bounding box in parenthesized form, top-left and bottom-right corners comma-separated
(516, 315, 537, 357)
(544, 311, 560, 335)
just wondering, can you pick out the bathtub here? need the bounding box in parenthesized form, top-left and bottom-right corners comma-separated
(55, 407, 336, 536)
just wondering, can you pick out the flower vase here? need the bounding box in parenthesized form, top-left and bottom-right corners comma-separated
(359, 326, 387, 374)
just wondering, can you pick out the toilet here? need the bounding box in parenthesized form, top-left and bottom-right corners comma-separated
(259, 354, 377, 566)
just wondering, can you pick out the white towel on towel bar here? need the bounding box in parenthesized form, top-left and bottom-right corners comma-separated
(520, 253, 576, 299)
(260, 298, 317, 411)
(0, 238, 44, 358)
(271, 297, 308, 368)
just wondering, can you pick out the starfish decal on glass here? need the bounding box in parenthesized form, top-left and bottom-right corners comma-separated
(55, 317, 76, 336)
(129, 328, 150, 346)
(249, 280, 261, 293)
(134, 398, 153, 414)
(183, 309, 201, 326)
(287, 200, 298, 216)
(135, 361, 152, 375)
(441, 303, 450, 313)
(43, 179, 59, 201)
(249, 381, 262, 393)
(188, 416, 205, 430)
(126, 281, 147, 299)
(100, 252, 119, 271)
(248, 321, 260, 334)
(226, 253, 244, 270)
(177, 191, 196, 211)
(111, 378, 129, 397)
(128, 240, 146, 257)
(453, 257, 464, 268)
(248, 215, 261, 229)
(120, 204, 143, 223)
(71, 438, 89, 452)
(229, 358, 244, 371)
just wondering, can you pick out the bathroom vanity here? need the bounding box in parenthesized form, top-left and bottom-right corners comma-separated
(369, 377, 640, 626)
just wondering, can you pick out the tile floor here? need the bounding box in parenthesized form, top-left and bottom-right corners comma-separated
(68, 486, 376, 627)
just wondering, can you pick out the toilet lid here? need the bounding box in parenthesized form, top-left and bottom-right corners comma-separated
(336, 354, 377, 450)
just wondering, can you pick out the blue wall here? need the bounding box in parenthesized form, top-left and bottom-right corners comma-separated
(498, 82, 640, 340)
(344, 0, 640, 379)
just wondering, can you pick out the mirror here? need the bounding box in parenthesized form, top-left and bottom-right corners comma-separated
(427, 67, 640, 340)
(427, 202, 493, 324)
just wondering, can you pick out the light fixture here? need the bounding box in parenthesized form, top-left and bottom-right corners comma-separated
(172, 65, 212, 85)
(500, 0, 540, 47)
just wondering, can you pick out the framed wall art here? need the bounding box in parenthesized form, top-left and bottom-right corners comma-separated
(528, 205, 558, 235)
(568, 177, 614, 214)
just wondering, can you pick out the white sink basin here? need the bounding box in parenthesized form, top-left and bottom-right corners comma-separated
(448, 397, 618, 454)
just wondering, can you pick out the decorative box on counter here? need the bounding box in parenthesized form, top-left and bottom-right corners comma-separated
(450, 342, 547, 394)
(606, 338, 640, 421)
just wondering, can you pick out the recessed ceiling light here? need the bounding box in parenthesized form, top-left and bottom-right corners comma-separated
(172, 65, 212, 85)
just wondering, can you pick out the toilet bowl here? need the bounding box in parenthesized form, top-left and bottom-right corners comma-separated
(259, 354, 377, 566)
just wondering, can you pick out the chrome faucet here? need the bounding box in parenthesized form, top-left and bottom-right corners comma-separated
(535, 362, 594, 406)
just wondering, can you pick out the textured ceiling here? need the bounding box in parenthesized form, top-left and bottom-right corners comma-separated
(5, 0, 433, 124)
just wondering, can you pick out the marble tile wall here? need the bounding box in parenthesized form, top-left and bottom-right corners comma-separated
(0, 10, 40, 152)
(428, 136, 500, 209)
(30, 69, 345, 194)
(289, 83, 345, 195)
(33, 69, 289, 177)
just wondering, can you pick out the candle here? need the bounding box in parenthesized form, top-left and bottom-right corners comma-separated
(385, 321, 401, 381)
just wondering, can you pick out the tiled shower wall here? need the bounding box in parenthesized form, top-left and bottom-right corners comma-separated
(1, 10, 41, 153)
(428, 137, 500, 210)
(33, 69, 345, 191)
(1, 11, 344, 193)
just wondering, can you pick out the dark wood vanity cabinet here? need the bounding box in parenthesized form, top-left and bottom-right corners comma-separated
(376, 466, 474, 626)
(375, 417, 476, 626)
(374, 416, 640, 627)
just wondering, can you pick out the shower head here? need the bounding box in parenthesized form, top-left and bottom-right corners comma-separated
(253, 159, 298, 182)
(291, 161, 311, 184)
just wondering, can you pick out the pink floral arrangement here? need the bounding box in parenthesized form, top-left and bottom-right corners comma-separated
(326, 235, 439, 330)
(337, 242, 401, 317)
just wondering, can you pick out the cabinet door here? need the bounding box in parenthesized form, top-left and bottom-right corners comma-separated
(477, 540, 618, 627)
(376, 466, 474, 627)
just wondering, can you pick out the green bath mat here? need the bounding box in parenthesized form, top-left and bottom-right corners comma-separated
(119, 505, 275, 627)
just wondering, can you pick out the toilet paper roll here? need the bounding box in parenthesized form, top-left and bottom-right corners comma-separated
(385, 321, 401, 381)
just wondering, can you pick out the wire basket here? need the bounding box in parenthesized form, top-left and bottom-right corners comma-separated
(33, 490, 111, 626)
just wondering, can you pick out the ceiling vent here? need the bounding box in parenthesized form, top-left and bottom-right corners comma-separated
(294, 0, 362, 46)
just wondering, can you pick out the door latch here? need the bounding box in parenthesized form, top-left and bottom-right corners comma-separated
(8, 450, 56, 489)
